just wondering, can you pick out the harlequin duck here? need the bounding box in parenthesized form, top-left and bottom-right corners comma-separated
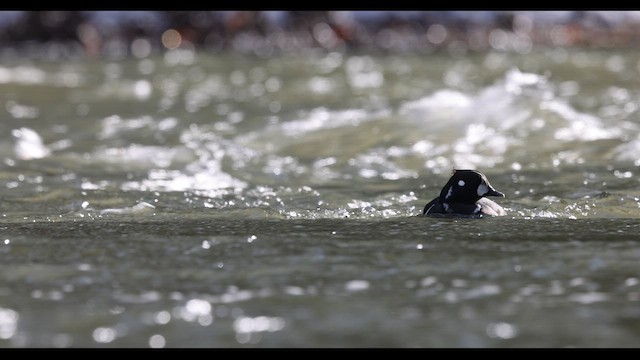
(422, 169, 506, 217)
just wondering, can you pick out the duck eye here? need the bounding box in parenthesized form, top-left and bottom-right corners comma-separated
(458, 180, 465, 187)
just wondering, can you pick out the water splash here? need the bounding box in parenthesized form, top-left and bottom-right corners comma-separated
(12, 127, 51, 160)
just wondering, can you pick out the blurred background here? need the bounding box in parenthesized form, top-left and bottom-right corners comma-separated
(1, 11, 640, 58)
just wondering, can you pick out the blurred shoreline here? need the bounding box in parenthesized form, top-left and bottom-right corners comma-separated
(2, 11, 640, 60)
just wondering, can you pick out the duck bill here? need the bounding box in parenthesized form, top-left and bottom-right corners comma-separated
(477, 182, 505, 198)
(486, 189, 505, 198)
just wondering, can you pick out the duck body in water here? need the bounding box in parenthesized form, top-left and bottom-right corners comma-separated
(422, 169, 506, 217)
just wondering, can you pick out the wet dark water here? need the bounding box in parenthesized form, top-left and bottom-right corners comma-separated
(2, 217, 640, 347)
(1, 49, 640, 347)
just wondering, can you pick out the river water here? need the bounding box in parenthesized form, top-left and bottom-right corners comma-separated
(1, 48, 640, 347)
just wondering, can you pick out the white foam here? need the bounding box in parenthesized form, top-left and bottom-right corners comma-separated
(12, 127, 51, 160)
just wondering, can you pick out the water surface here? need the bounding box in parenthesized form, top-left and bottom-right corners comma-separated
(1, 49, 640, 347)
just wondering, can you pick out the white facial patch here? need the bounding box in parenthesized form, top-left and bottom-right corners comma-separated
(445, 186, 453, 200)
(458, 180, 465, 187)
(477, 183, 488, 197)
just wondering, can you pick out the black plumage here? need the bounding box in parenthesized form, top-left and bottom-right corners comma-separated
(422, 170, 506, 217)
